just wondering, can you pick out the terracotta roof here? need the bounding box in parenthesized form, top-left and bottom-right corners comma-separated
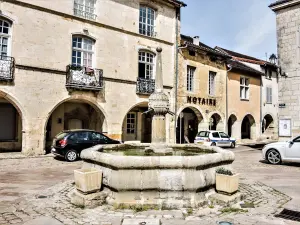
(180, 35, 230, 58)
(269, 0, 293, 7)
(167, 0, 187, 7)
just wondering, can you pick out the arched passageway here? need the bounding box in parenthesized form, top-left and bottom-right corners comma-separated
(228, 114, 237, 137)
(209, 113, 222, 131)
(241, 114, 256, 139)
(176, 107, 203, 144)
(0, 95, 23, 152)
(122, 102, 151, 143)
(45, 99, 106, 151)
(262, 114, 274, 136)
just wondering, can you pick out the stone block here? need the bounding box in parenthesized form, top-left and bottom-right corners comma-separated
(216, 173, 239, 195)
(69, 189, 107, 208)
(74, 168, 102, 194)
(208, 192, 244, 207)
(122, 219, 160, 225)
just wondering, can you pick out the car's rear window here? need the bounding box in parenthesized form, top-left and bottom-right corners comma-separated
(197, 131, 209, 137)
(55, 132, 69, 140)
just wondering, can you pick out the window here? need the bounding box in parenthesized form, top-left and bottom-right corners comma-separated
(197, 131, 209, 137)
(293, 136, 300, 143)
(268, 70, 272, 79)
(187, 66, 195, 92)
(71, 132, 90, 141)
(209, 71, 216, 96)
(240, 77, 250, 100)
(219, 132, 229, 138)
(139, 6, 155, 37)
(189, 50, 196, 56)
(212, 132, 220, 138)
(91, 132, 108, 141)
(126, 113, 136, 134)
(0, 19, 11, 57)
(266, 87, 272, 104)
(74, 0, 96, 20)
(72, 36, 94, 68)
(138, 51, 155, 79)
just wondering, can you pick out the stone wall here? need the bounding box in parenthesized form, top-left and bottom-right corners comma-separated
(275, 4, 300, 138)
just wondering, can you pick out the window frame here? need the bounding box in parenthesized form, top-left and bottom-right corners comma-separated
(71, 35, 95, 68)
(73, 0, 97, 21)
(240, 77, 250, 100)
(266, 86, 273, 104)
(212, 132, 220, 138)
(126, 112, 136, 134)
(0, 18, 12, 58)
(139, 5, 156, 37)
(209, 71, 216, 96)
(138, 50, 155, 79)
(187, 66, 195, 92)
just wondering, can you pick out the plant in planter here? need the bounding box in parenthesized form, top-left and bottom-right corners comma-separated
(215, 167, 239, 195)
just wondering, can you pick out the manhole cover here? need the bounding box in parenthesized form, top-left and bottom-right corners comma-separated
(218, 222, 233, 225)
(275, 209, 300, 222)
(37, 195, 47, 199)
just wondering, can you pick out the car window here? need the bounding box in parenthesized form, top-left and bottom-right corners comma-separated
(197, 131, 209, 137)
(293, 136, 300, 142)
(55, 132, 69, 139)
(219, 132, 229, 138)
(69, 132, 90, 141)
(91, 132, 108, 141)
(212, 132, 220, 138)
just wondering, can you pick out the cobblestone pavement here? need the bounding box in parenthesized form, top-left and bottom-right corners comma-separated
(0, 148, 300, 225)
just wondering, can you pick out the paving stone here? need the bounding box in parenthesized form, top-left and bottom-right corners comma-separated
(122, 219, 160, 225)
(22, 216, 63, 225)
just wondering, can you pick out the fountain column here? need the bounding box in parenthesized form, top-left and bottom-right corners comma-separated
(148, 47, 170, 144)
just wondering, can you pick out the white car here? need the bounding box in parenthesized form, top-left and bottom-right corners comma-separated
(262, 137, 300, 164)
(194, 130, 236, 148)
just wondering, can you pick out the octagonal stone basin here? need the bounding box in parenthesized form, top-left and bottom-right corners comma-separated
(80, 143, 235, 208)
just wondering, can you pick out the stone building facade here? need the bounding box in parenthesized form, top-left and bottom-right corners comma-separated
(176, 35, 228, 143)
(0, 0, 185, 155)
(270, 0, 300, 139)
(216, 47, 279, 140)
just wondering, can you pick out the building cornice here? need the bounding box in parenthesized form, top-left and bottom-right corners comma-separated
(2, 0, 173, 46)
(269, 0, 300, 11)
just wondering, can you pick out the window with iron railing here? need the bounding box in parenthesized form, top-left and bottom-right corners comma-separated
(187, 66, 195, 92)
(72, 36, 94, 68)
(74, 0, 96, 20)
(209, 71, 216, 96)
(139, 6, 156, 37)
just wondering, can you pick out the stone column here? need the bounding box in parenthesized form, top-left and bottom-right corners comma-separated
(148, 47, 170, 145)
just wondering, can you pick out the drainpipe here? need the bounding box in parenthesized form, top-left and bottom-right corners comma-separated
(226, 63, 233, 134)
(260, 72, 263, 138)
(174, 9, 188, 143)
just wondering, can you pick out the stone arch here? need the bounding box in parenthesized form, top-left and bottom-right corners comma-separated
(122, 101, 150, 143)
(0, 90, 26, 152)
(262, 114, 275, 138)
(208, 112, 224, 131)
(241, 114, 256, 139)
(228, 114, 238, 138)
(43, 95, 107, 151)
(176, 106, 205, 144)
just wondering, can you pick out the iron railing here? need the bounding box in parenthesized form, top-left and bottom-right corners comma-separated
(136, 77, 155, 95)
(0, 56, 15, 82)
(66, 65, 103, 91)
(139, 26, 157, 37)
(74, 3, 97, 20)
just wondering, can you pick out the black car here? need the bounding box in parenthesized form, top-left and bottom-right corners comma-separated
(51, 129, 121, 161)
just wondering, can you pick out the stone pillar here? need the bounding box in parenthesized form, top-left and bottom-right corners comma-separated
(152, 115, 166, 143)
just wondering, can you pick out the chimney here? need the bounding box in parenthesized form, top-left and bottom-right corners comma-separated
(193, 36, 199, 45)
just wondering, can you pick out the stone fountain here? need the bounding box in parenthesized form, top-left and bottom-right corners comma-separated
(80, 47, 235, 208)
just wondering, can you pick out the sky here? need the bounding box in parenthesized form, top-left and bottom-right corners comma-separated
(180, 0, 277, 60)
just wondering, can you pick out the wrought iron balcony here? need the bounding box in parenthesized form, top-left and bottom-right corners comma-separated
(66, 65, 103, 91)
(136, 77, 155, 95)
(0, 56, 15, 82)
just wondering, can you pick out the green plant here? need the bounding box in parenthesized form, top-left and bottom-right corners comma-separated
(220, 207, 248, 214)
(216, 167, 233, 176)
(186, 208, 193, 215)
(208, 204, 214, 209)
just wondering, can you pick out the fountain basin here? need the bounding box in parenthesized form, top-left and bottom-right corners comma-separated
(80, 144, 235, 208)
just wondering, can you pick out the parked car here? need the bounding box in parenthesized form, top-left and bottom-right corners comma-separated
(194, 130, 236, 148)
(262, 137, 300, 164)
(51, 129, 121, 161)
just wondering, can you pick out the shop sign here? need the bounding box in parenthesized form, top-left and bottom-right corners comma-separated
(187, 96, 216, 106)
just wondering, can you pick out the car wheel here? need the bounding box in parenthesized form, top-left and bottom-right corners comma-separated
(65, 150, 78, 162)
(230, 142, 235, 148)
(266, 149, 281, 165)
(211, 142, 216, 146)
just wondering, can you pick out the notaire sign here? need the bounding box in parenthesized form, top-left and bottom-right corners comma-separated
(187, 96, 216, 106)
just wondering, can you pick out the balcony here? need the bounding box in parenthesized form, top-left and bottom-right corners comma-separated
(0, 56, 15, 82)
(74, 3, 96, 21)
(66, 65, 103, 92)
(136, 77, 155, 95)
